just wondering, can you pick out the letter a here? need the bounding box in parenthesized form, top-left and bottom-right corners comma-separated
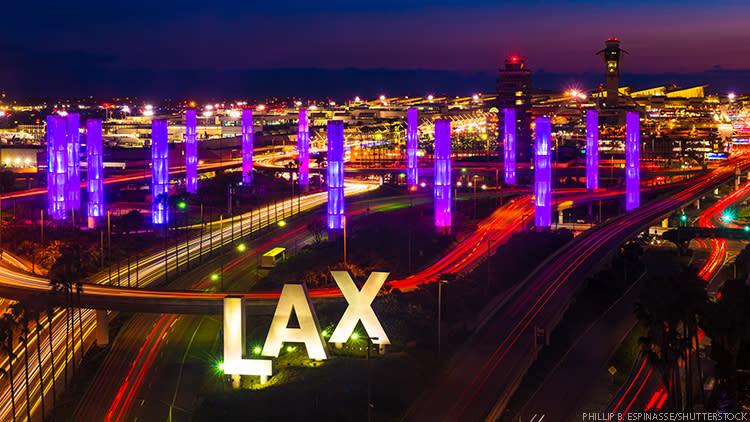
(329, 271, 390, 345)
(262, 283, 327, 360)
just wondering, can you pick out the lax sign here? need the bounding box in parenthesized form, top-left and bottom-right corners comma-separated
(223, 271, 390, 382)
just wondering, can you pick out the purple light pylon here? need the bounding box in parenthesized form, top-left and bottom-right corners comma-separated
(503, 108, 516, 185)
(327, 120, 345, 232)
(406, 108, 418, 187)
(185, 110, 198, 194)
(434, 119, 452, 233)
(66, 113, 81, 210)
(586, 110, 599, 190)
(151, 119, 169, 225)
(534, 117, 551, 228)
(242, 109, 253, 184)
(298, 108, 310, 192)
(625, 111, 640, 211)
(47, 115, 67, 220)
(86, 119, 104, 221)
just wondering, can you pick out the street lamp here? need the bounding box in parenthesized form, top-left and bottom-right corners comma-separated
(487, 240, 495, 290)
(437, 279, 449, 357)
(353, 334, 379, 422)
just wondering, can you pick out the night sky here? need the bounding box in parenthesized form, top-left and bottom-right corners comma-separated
(1, 0, 748, 98)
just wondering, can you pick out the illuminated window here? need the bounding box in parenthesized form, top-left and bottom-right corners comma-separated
(515, 100, 523, 105)
(515, 91, 523, 97)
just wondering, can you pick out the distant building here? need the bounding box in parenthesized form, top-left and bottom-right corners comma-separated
(496, 55, 533, 162)
(597, 38, 627, 108)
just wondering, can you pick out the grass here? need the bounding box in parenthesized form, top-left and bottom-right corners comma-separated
(195, 350, 436, 422)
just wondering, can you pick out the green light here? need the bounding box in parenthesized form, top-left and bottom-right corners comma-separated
(286, 346, 294, 352)
(461, 168, 467, 173)
(680, 214, 687, 222)
(211, 274, 219, 281)
(321, 330, 328, 337)
(350, 332, 359, 340)
(253, 346, 262, 354)
(399, 172, 405, 177)
(218, 362, 225, 372)
(744, 226, 749, 232)
(722, 212, 732, 222)
(178, 201, 187, 209)
(237, 243, 246, 252)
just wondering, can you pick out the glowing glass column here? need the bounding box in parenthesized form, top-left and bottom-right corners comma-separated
(298, 108, 310, 191)
(185, 110, 198, 194)
(434, 119, 452, 233)
(66, 113, 81, 210)
(586, 110, 599, 190)
(406, 107, 418, 187)
(534, 117, 551, 228)
(47, 115, 67, 220)
(242, 109, 253, 184)
(503, 108, 516, 185)
(327, 120, 345, 232)
(86, 119, 104, 219)
(626, 111, 640, 211)
(151, 119, 169, 225)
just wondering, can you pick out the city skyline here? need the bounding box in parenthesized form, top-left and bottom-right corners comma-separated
(2, 1, 750, 98)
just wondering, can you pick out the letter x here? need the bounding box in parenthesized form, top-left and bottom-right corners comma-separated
(329, 271, 390, 345)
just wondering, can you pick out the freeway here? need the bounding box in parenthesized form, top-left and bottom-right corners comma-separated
(0, 159, 731, 422)
(404, 154, 750, 422)
(0, 181, 377, 422)
(602, 179, 750, 417)
(74, 190, 446, 421)
(0, 186, 670, 313)
(0, 158, 244, 203)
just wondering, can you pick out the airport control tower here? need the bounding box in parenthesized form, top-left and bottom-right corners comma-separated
(597, 38, 627, 108)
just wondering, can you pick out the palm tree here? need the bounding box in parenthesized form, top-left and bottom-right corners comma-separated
(50, 243, 83, 384)
(49, 279, 72, 386)
(27, 298, 46, 422)
(43, 297, 57, 415)
(10, 303, 32, 422)
(635, 270, 707, 410)
(0, 314, 18, 422)
(75, 282, 85, 363)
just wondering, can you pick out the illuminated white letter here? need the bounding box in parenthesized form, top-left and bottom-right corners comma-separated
(262, 283, 327, 360)
(329, 271, 390, 345)
(223, 296, 272, 381)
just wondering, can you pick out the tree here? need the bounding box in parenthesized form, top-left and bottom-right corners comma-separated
(120, 210, 145, 234)
(306, 219, 326, 244)
(0, 313, 18, 422)
(700, 278, 750, 406)
(26, 296, 46, 422)
(49, 243, 83, 386)
(635, 270, 707, 410)
(10, 303, 31, 421)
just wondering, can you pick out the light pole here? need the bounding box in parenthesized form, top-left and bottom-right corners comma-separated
(487, 239, 494, 290)
(521, 213, 529, 233)
(360, 335, 379, 422)
(343, 216, 347, 267)
(472, 175, 478, 219)
(437, 279, 448, 357)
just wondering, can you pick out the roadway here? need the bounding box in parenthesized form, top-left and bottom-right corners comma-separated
(0, 181, 378, 422)
(0, 158, 733, 422)
(601, 178, 750, 417)
(63, 180, 697, 422)
(74, 191, 448, 421)
(404, 153, 750, 422)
